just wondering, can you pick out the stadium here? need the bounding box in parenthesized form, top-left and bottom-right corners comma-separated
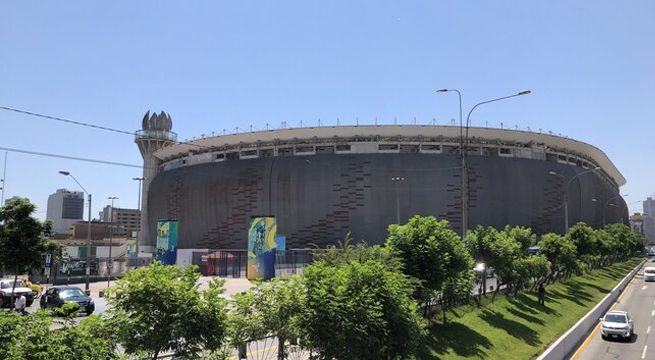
(135, 111, 627, 266)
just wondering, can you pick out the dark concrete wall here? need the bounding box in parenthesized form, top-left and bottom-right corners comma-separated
(146, 153, 627, 249)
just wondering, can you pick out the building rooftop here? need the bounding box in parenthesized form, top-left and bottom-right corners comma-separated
(152, 125, 626, 186)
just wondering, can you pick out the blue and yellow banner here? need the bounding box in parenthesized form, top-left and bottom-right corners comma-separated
(156, 220, 178, 265)
(247, 216, 277, 280)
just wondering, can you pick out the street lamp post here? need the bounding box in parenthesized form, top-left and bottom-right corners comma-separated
(132, 177, 144, 263)
(604, 194, 628, 226)
(107, 196, 118, 287)
(59, 170, 92, 295)
(391, 177, 405, 224)
(474, 262, 487, 302)
(437, 89, 531, 237)
(549, 167, 601, 232)
(436, 89, 464, 236)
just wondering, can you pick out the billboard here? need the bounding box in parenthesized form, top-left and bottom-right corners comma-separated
(247, 216, 277, 280)
(156, 220, 178, 265)
(126, 239, 137, 259)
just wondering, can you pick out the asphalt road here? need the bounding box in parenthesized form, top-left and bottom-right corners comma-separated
(571, 262, 654, 360)
(24, 291, 108, 320)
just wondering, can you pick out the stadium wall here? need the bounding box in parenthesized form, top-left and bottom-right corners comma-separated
(145, 153, 627, 250)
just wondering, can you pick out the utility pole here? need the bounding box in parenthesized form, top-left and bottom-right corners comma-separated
(107, 196, 118, 287)
(1, 151, 7, 204)
(133, 177, 144, 265)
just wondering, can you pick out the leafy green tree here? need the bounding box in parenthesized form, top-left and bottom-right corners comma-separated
(301, 260, 426, 360)
(106, 262, 228, 359)
(386, 215, 474, 316)
(515, 254, 551, 290)
(228, 288, 268, 359)
(54, 302, 81, 329)
(502, 225, 536, 251)
(0, 197, 60, 307)
(595, 227, 617, 265)
(0, 310, 119, 360)
(466, 226, 526, 299)
(538, 233, 579, 280)
(567, 222, 598, 269)
(313, 233, 404, 271)
(603, 224, 642, 258)
(228, 276, 306, 360)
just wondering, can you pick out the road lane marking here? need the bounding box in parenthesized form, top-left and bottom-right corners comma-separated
(642, 285, 648, 290)
(642, 345, 648, 359)
(651, 310, 654, 317)
(648, 325, 651, 334)
(571, 263, 643, 360)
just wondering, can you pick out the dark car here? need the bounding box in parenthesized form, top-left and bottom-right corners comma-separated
(40, 286, 95, 315)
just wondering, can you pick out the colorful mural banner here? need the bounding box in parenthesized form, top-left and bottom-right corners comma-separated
(247, 216, 277, 280)
(156, 220, 178, 265)
(126, 239, 137, 259)
(275, 235, 286, 252)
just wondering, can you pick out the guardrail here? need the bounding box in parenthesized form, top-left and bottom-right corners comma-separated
(536, 259, 645, 360)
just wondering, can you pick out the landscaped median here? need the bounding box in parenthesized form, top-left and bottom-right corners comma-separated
(418, 257, 643, 359)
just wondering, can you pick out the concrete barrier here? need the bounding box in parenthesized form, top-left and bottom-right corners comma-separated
(536, 260, 644, 360)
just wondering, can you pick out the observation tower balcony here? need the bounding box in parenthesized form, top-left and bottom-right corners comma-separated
(135, 129, 178, 142)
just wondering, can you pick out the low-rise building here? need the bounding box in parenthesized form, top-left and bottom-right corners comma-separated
(100, 206, 140, 237)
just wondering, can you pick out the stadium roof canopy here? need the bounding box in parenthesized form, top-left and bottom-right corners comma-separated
(152, 125, 626, 186)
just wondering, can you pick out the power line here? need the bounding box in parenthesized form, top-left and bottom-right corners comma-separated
(0, 105, 135, 135)
(0, 146, 141, 168)
(0, 105, 215, 152)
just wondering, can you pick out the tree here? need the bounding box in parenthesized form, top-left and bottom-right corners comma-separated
(567, 222, 598, 269)
(386, 216, 474, 318)
(515, 254, 551, 290)
(301, 260, 426, 359)
(228, 276, 306, 360)
(603, 223, 642, 259)
(313, 233, 404, 272)
(466, 226, 524, 300)
(106, 262, 228, 359)
(0, 310, 119, 360)
(0, 197, 60, 307)
(502, 225, 536, 251)
(538, 233, 579, 280)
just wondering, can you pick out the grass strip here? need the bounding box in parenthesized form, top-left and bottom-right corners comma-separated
(418, 258, 643, 359)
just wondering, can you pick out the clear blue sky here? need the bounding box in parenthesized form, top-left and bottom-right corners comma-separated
(1, 1, 653, 219)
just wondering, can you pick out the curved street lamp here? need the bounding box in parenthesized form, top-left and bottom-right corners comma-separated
(58, 170, 92, 294)
(132, 177, 145, 260)
(549, 166, 601, 232)
(437, 89, 531, 236)
(604, 194, 628, 226)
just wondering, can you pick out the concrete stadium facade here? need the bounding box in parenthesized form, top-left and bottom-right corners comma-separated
(135, 117, 627, 265)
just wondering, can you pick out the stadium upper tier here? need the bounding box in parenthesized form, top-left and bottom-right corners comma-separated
(151, 125, 625, 187)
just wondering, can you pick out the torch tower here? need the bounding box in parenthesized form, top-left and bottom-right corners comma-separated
(135, 111, 177, 254)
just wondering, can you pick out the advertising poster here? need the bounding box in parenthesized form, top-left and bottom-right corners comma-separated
(247, 216, 277, 280)
(156, 220, 178, 265)
(126, 239, 137, 259)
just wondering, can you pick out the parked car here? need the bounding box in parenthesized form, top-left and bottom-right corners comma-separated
(527, 246, 541, 255)
(40, 286, 95, 315)
(0, 279, 35, 308)
(22, 277, 42, 297)
(644, 267, 655, 282)
(600, 310, 633, 341)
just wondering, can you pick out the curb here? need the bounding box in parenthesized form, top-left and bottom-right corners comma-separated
(536, 259, 645, 360)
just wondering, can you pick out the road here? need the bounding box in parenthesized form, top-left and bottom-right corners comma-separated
(571, 262, 655, 360)
(24, 291, 108, 322)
